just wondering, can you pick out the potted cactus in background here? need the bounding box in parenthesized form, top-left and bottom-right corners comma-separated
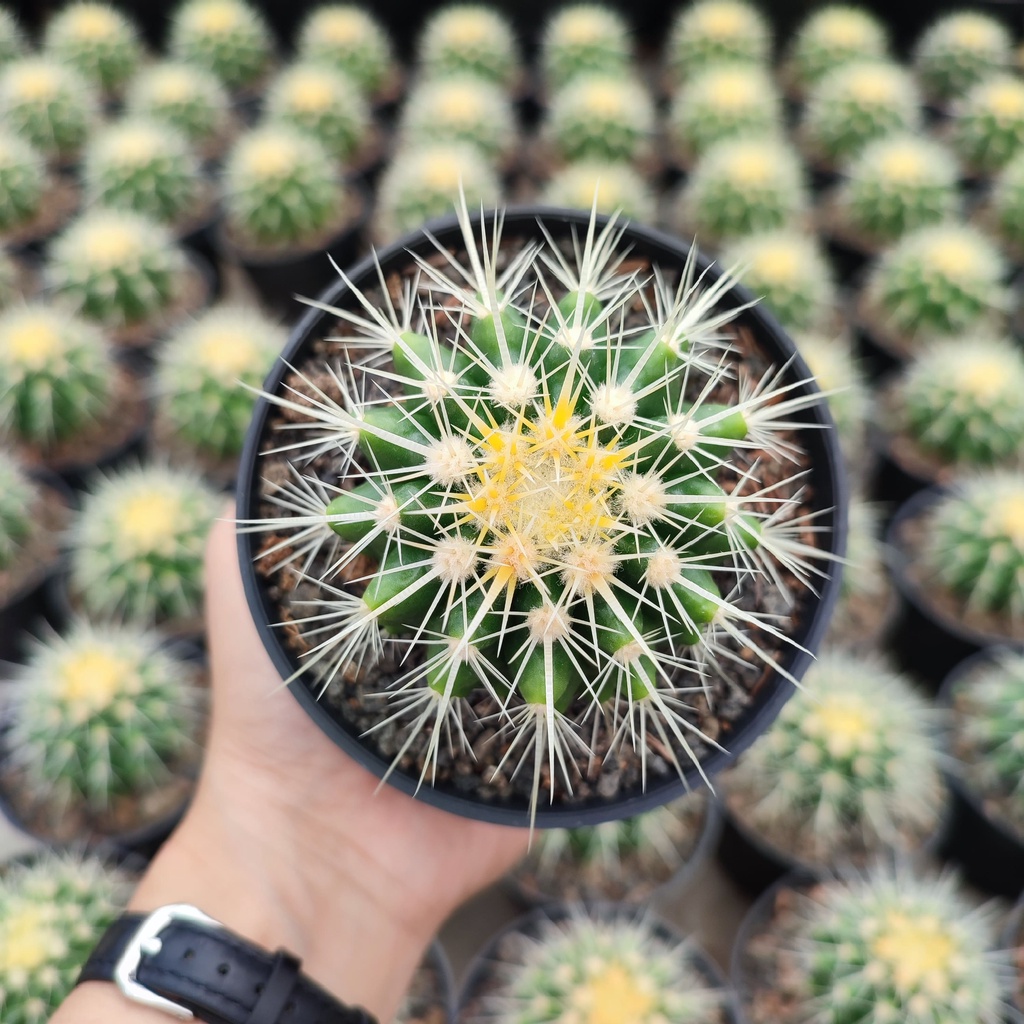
(539, 4, 632, 93)
(664, 0, 771, 87)
(950, 73, 1024, 177)
(236, 202, 845, 827)
(0, 849, 135, 1024)
(415, 4, 521, 92)
(0, 129, 78, 248)
(980, 148, 1024, 261)
(0, 6, 24, 68)
(539, 161, 656, 224)
(0, 619, 206, 853)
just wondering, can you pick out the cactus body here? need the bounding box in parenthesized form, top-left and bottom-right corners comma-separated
(0, 851, 132, 1024)
(914, 11, 1013, 104)
(832, 133, 959, 246)
(0, 7, 24, 68)
(156, 304, 283, 460)
(923, 471, 1024, 621)
(666, 0, 770, 84)
(479, 910, 725, 1023)
(779, 867, 1009, 1024)
(294, 5, 394, 97)
(678, 137, 809, 244)
(69, 464, 219, 624)
(0, 451, 36, 570)
(124, 60, 231, 150)
(0, 57, 97, 161)
(726, 650, 944, 864)
(374, 144, 500, 241)
(0, 303, 113, 446)
(264, 62, 371, 164)
(990, 148, 1024, 249)
(5, 620, 202, 809)
(417, 5, 519, 88)
(399, 76, 514, 165)
(0, 130, 44, 234)
(952, 73, 1024, 175)
(43, 3, 142, 95)
(540, 161, 655, 223)
(795, 334, 869, 459)
(540, 4, 631, 90)
(801, 60, 921, 167)
(544, 73, 654, 165)
(222, 125, 347, 249)
(47, 210, 190, 328)
(896, 337, 1024, 466)
(837, 497, 887, 606)
(168, 0, 273, 91)
(784, 5, 889, 94)
(82, 118, 203, 226)
(667, 64, 782, 162)
(864, 223, 1008, 341)
(721, 231, 836, 334)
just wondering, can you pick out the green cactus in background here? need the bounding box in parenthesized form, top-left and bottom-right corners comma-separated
(264, 62, 371, 165)
(243, 200, 832, 818)
(168, 0, 273, 92)
(544, 73, 655, 165)
(47, 209, 191, 329)
(0, 249, 20, 308)
(0, 57, 98, 162)
(795, 334, 870, 460)
(124, 60, 231, 152)
(863, 223, 1008, 342)
(0, 7, 25, 68)
(838, 497, 888, 606)
(914, 10, 1013, 105)
(725, 650, 945, 864)
(951, 650, 1024, 831)
(665, 0, 771, 84)
(479, 910, 725, 1023)
(952, 74, 1024, 175)
(895, 337, 1024, 466)
(832, 133, 959, 247)
(416, 4, 519, 88)
(294, 5, 395, 98)
(0, 850, 133, 1024)
(4, 620, 203, 810)
(923, 471, 1024, 622)
(374, 143, 500, 241)
(398, 76, 515, 166)
(678, 136, 809, 245)
(0, 450, 36, 570)
(989, 148, 1024, 251)
(42, 2, 143, 96)
(667, 63, 782, 164)
(222, 124, 348, 249)
(0, 302, 113, 446)
(721, 231, 836, 334)
(69, 464, 219, 624)
(155, 304, 282, 461)
(778, 867, 1008, 1024)
(82, 118, 203, 226)
(801, 60, 921, 167)
(540, 4, 631, 91)
(540, 160, 656, 223)
(0, 130, 44, 235)
(783, 5, 889, 95)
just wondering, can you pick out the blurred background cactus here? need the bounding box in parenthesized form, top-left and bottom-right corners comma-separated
(665, 0, 770, 86)
(42, 2, 143, 97)
(168, 0, 274, 93)
(81, 118, 205, 227)
(3, 620, 203, 813)
(0, 129, 44, 237)
(46, 209, 191, 330)
(913, 10, 1013, 104)
(0, 303, 113, 449)
(416, 4, 520, 89)
(539, 160, 656, 222)
(540, 4, 631, 91)
(0, 850, 133, 1024)
(68, 464, 219, 625)
(0, 57, 97, 162)
(0, 6, 24, 67)
(987, 148, 1024, 256)
(723, 649, 945, 865)
(951, 73, 1024, 175)
(293, 4, 395, 98)
(0, 450, 35, 571)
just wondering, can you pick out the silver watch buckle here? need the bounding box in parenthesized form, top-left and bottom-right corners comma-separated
(114, 904, 223, 1019)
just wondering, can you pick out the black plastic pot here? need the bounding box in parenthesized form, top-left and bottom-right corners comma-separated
(937, 647, 1024, 900)
(886, 486, 1021, 690)
(235, 205, 848, 828)
(458, 902, 740, 1024)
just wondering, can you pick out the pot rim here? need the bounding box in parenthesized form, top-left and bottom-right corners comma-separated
(235, 204, 848, 828)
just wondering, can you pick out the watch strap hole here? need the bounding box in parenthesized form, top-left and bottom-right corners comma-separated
(245, 950, 301, 1024)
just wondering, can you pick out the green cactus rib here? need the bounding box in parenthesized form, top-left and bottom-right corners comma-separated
(0, 451, 36, 570)
(124, 60, 230, 148)
(0, 851, 132, 1024)
(417, 4, 519, 87)
(294, 5, 394, 96)
(243, 201, 831, 817)
(168, 0, 272, 91)
(43, 2, 142, 95)
(666, 0, 771, 83)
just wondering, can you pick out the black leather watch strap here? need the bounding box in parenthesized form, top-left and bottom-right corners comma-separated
(77, 911, 377, 1024)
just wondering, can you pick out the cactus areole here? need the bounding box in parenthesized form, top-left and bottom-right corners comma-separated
(236, 206, 847, 827)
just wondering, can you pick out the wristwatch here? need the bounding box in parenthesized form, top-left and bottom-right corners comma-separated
(76, 904, 378, 1024)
